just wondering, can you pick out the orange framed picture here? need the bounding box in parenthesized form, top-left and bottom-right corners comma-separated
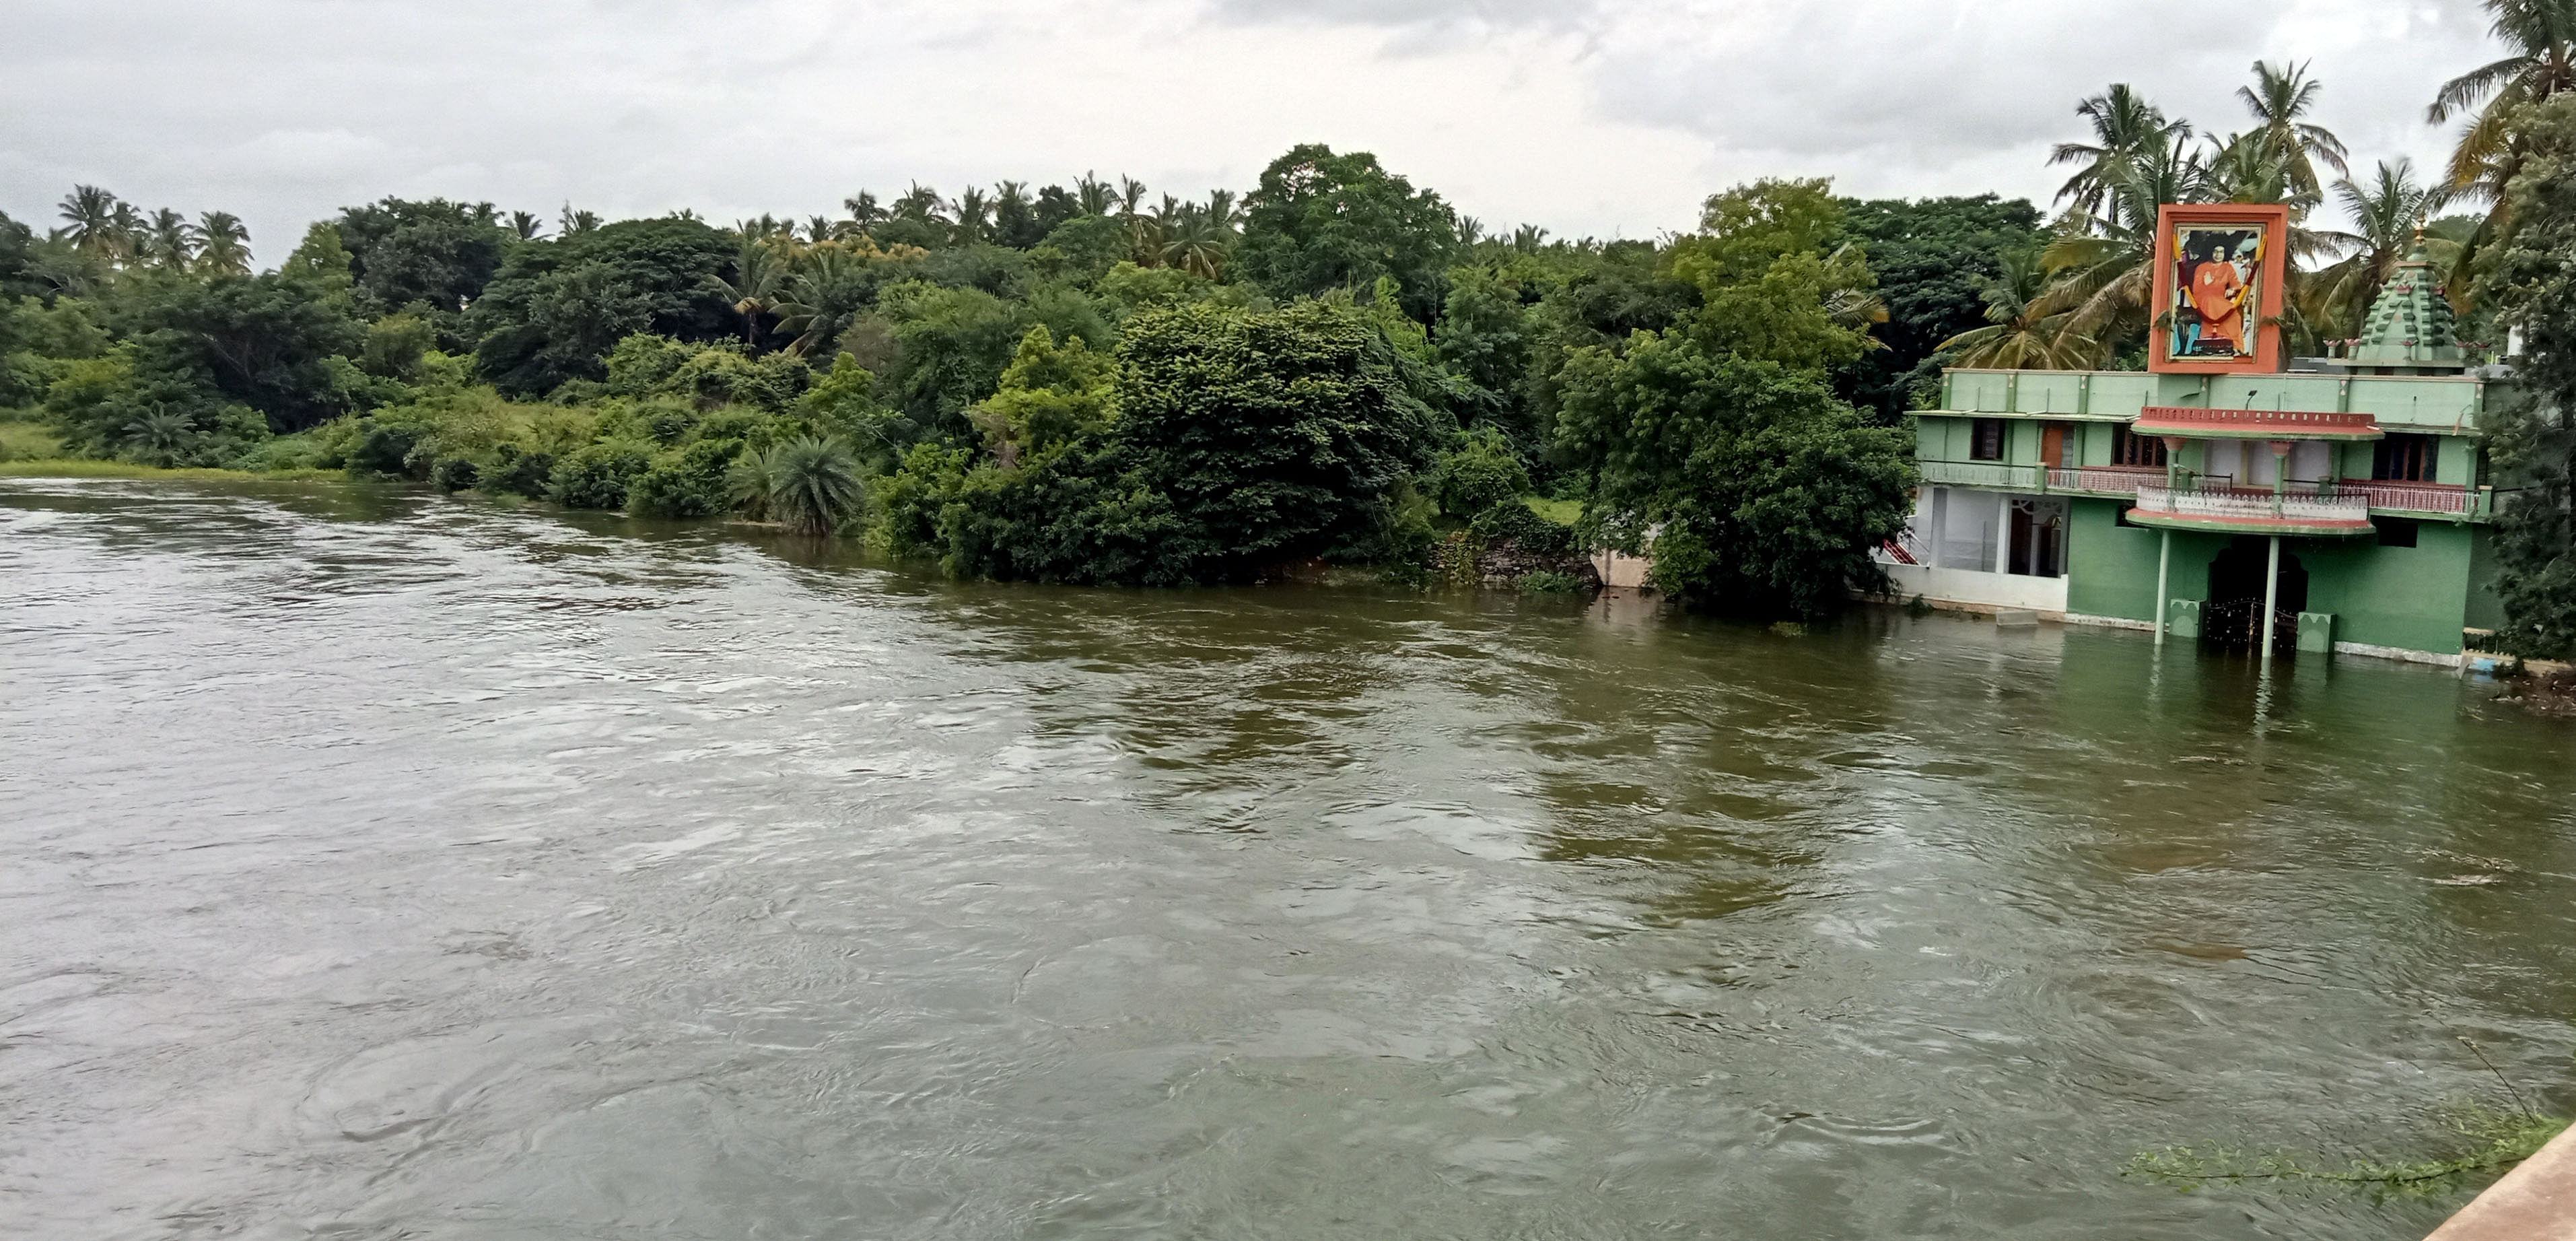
(2149, 203, 2289, 374)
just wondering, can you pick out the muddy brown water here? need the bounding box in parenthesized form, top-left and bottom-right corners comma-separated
(5, 477, 2574, 1240)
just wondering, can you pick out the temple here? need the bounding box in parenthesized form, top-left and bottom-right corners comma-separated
(1882, 234, 2507, 663)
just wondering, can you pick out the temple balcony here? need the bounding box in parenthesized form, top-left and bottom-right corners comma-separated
(2128, 481, 2373, 537)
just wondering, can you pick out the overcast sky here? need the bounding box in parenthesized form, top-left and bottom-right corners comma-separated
(0, 0, 2508, 263)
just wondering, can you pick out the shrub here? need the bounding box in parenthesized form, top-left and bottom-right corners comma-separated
(1426, 426, 1531, 518)
(485, 447, 555, 498)
(431, 457, 481, 492)
(1470, 499, 1577, 557)
(767, 436, 864, 535)
(345, 419, 423, 477)
(1517, 570, 1581, 595)
(547, 440, 654, 509)
(629, 438, 742, 518)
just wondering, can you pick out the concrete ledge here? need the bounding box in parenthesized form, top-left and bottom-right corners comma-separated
(2064, 612, 2156, 632)
(2424, 1120, 2576, 1241)
(2334, 640, 2464, 669)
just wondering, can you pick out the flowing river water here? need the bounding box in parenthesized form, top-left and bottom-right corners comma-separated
(5, 476, 2575, 1240)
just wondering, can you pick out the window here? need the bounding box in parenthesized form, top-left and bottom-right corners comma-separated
(2373, 516, 2419, 547)
(2373, 434, 2439, 483)
(2111, 424, 2167, 468)
(1970, 418, 2006, 461)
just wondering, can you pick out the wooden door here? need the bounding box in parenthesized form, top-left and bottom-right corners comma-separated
(2041, 424, 2068, 469)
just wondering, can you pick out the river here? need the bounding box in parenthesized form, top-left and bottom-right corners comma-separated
(3, 476, 2573, 1240)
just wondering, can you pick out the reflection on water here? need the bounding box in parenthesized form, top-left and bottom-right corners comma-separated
(4, 477, 2575, 1240)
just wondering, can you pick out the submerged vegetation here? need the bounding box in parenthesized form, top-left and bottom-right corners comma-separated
(3, 0, 2576, 638)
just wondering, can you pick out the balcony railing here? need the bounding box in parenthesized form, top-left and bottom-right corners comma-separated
(2345, 480, 2478, 516)
(2132, 481, 2371, 527)
(1920, 461, 2161, 496)
(1921, 460, 2494, 518)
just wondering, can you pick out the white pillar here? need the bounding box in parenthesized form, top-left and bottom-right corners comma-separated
(2259, 535, 2282, 662)
(2154, 529, 2171, 648)
(1992, 494, 2011, 574)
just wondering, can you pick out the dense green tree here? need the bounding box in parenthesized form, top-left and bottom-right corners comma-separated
(1556, 333, 1914, 619)
(1235, 144, 1459, 321)
(2475, 92, 2576, 658)
(0, 210, 42, 300)
(1667, 179, 1879, 373)
(471, 215, 736, 394)
(112, 272, 371, 430)
(334, 198, 516, 316)
(1834, 194, 2046, 415)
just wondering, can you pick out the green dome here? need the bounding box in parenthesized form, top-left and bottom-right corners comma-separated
(2348, 240, 2465, 370)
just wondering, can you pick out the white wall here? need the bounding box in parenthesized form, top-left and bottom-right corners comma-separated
(1882, 564, 2069, 613)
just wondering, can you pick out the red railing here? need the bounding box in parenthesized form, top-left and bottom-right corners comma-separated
(2343, 480, 2474, 515)
(2132, 406, 2381, 436)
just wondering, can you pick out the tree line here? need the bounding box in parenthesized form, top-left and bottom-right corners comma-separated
(3, 0, 2575, 646)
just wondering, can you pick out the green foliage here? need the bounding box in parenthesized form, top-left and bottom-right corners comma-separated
(1833, 195, 2046, 420)
(1470, 497, 1576, 558)
(334, 197, 516, 316)
(361, 312, 438, 380)
(602, 333, 810, 411)
(1107, 300, 1445, 579)
(485, 446, 556, 498)
(278, 223, 355, 289)
(1425, 426, 1531, 518)
(1666, 180, 1878, 372)
(2128, 1106, 2567, 1199)
(1031, 216, 1134, 285)
(547, 440, 655, 509)
(111, 272, 372, 430)
(878, 280, 1030, 429)
(2476, 94, 2576, 659)
(1236, 143, 1459, 321)
(629, 436, 745, 518)
(765, 436, 864, 534)
(969, 326, 1115, 459)
(1516, 569, 1582, 595)
(471, 215, 736, 395)
(1556, 332, 1914, 619)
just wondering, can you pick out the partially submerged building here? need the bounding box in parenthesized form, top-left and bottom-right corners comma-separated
(1883, 217, 2507, 665)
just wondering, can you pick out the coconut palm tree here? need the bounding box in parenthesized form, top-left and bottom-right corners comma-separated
(1940, 248, 2102, 369)
(57, 185, 131, 261)
(2311, 159, 2456, 334)
(2035, 135, 2212, 341)
(559, 204, 602, 237)
(507, 211, 545, 240)
(953, 187, 991, 244)
(893, 183, 949, 227)
(769, 248, 875, 356)
(1162, 211, 1229, 279)
(843, 191, 885, 230)
(2235, 60, 2349, 203)
(2049, 86, 2192, 218)
(1115, 176, 1148, 218)
(1512, 224, 1550, 253)
(2430, 0, 2576, 203)
(708, 238, 788, 344)
(766, 436, 863, 535)
(1075, 173, 1116, 217)
(193, 212, 252, 276)
(143, 208, 197, 272)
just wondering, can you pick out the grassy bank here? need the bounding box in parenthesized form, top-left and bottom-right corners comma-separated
(0, 458, 345, 481)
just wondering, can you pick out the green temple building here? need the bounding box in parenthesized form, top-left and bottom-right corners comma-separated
(1884, 242, 2508, 663)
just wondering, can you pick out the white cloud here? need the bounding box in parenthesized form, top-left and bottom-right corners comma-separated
(0, 0, 2510, 263)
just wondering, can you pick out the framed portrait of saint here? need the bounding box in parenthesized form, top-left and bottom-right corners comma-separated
(2148, 203, 2289, 374)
